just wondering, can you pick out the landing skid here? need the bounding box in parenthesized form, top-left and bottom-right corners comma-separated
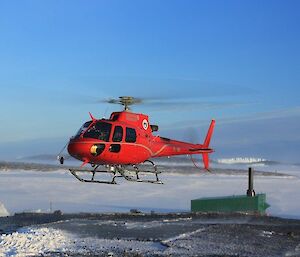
(69, 169, 119, 184)
(69, 160, 163, 185)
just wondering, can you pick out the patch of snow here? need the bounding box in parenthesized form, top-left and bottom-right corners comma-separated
(285, 243, 300, 257)
(0, 227, 70, 256)
(125, 220, 165, 229)
(125, 217, 192, 230)
(162, 217, 192, 222)
(162, 227, 205, 245)
(260, 230, 275, 238)
(0, 227, 166, 256)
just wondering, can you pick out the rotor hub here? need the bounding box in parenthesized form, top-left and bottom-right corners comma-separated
(108, 96, 142, 111)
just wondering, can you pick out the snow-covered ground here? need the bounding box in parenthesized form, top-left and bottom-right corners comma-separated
(0, 166, 299, 218)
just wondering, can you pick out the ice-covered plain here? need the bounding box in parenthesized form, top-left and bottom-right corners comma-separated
(0, 163, 300, 257)
(0, 164, 299, 218)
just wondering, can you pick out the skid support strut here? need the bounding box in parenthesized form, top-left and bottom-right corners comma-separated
(117, 160, 163, 184)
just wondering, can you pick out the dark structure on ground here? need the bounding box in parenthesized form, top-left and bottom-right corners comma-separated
(191, 193, 269, 214)
(191, 167, 270, 214)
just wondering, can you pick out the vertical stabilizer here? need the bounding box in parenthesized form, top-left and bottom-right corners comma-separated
(202, 120, 215, 170)
(204, 120, 215, 148)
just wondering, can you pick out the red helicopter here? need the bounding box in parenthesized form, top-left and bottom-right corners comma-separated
(58, 96, 215, 184)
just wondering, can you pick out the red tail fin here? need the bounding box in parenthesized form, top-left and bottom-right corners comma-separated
(202, 120, 215, 170)
(203, 119, 215, 148)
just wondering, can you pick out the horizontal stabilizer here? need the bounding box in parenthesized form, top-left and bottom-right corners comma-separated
(189, 148, 212, 152)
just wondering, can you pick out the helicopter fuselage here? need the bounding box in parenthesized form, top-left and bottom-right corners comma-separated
(67, 111, 214, 168)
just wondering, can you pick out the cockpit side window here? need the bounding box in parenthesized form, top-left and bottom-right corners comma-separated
(125, 127, 136, 143)
(112, 126, 123, 142)
(74, 121, 92, 138)
(83, 121, 112, 141)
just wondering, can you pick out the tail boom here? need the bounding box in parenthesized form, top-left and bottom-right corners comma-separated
(151, 119, 215, 170)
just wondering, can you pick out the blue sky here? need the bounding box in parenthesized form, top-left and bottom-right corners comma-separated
(0, 1, 299, 162)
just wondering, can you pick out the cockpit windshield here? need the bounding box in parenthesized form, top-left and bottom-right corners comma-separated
(74, 121, 92, 138)
(83, 121, 112, 141)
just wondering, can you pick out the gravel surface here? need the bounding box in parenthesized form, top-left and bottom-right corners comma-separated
(1, 212, 299, 256)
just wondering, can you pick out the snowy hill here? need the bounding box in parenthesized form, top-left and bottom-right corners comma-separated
(0, 202, 9, 217)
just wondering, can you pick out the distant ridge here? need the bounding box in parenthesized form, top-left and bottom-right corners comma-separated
(17, 154, 71, 161)
(0, 161, 291, 177)
(0, 161, 60, 172)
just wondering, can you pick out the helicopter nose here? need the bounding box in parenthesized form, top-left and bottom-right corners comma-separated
(67, 139, 88, 162)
